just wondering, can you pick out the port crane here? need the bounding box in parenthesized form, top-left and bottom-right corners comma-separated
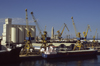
(31, 12, 50, 51)
(21, 9, 34, 55)
(57, 23, 69, 41)
(91, 29, 97, 48)
(83, 25, 91, 41)
(71, 17, 84, 50)
(93, 29, 97, 42)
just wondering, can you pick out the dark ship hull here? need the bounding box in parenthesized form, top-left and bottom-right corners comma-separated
(42, 49, 97, 58)
(0, 47, 22, 64)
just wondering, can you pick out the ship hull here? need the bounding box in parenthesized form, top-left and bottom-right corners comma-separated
(42, 50, 97, 58)
(0, 47, 23, 64)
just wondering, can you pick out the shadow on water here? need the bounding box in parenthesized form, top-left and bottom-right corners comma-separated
(1, 55, 99, 66)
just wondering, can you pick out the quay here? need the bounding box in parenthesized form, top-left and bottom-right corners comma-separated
(19, 54, 42, 60)
(32, 43, 74, 46)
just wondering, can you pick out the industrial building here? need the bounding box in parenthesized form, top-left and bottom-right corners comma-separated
(1, 18, 36, 46)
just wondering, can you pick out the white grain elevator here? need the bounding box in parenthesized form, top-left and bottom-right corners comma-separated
(1, 18, 36, 45)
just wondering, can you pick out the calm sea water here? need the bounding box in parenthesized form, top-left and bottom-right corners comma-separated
(1, 55, 100, 66)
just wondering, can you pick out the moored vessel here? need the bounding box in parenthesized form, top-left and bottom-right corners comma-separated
(42, 45, 97, 58)
(0, 45, 23, 64)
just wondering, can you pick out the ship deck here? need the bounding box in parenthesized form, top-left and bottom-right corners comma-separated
(58, 49, 97, 53)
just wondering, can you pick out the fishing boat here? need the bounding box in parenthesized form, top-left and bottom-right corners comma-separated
(42, 44, 97, 58)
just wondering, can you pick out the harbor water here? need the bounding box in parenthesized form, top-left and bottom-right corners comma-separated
(1, 55, 100, 66)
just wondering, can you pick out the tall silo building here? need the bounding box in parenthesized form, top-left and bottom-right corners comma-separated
(1, 18, 36, 46)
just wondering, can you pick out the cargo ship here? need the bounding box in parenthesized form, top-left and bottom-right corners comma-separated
(42, 44, 97, 58)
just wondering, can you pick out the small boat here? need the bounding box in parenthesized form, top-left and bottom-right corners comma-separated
(42, 44, 97, 58)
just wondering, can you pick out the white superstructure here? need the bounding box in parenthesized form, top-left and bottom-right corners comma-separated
(1, 18, 36, 45)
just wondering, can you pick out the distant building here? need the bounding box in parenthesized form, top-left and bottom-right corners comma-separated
(54, 34, 58, 39)
(51, 27, 54, 39)
(1, 18, 36, 45)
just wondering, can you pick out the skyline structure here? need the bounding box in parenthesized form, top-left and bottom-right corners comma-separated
(0, 0, 100, 39)
(51, 27, 54, 39)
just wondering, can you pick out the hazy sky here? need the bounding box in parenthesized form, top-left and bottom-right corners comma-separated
(0, 0, 100, 38)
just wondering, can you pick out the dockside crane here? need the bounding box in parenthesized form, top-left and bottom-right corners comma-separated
(93, 29, 97, 43)
(83, 25, 91, 41)
(21, 9, 34, 55)
(71, 17, 84, 50)
(57, 23, 69, 41)
(31, 12, 50, 51)
(91, 29, 97, 48)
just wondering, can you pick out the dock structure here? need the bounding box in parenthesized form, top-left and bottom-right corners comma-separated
(19, 54, 42, 60)
(32, 43, 75, 47)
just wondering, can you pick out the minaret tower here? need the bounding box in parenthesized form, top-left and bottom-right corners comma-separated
(51, 27, 54, 39)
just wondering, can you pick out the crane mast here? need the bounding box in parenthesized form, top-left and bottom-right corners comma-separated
(85, 25, 91, 36)
(83, 25, 91, 41)
(31, 12, 42, 36)
(25, 9, 29, 33)
(31, 12, 50, 51)
(61, 23, 69, 35)
(20, 9, 34, 55)
(60, 26, 65, 36)
(93, 29, 97, 42)
(57, 23, 69, 41)
(71, 17, 84, 50)
(71, 17, 78, 38)
(63, 23, 69, 33)
(91, 28, 98, 48)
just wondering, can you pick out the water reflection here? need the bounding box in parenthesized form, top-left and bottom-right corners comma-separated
(77, 61, 82, 66)
(1, 55, 99, 66)
(19, 56, 98, 66)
